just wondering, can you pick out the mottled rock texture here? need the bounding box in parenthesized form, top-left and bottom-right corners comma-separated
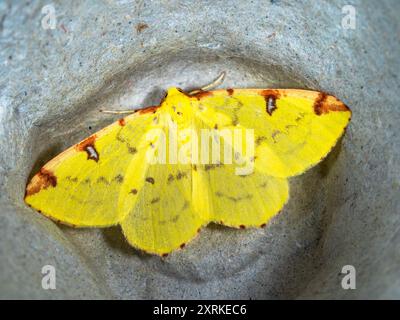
(0, 0, 399, 299)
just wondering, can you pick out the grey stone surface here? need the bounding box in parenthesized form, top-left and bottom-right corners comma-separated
(0, 0, 399, 299)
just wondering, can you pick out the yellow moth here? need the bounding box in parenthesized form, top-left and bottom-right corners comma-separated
(25, 75, 351, 256)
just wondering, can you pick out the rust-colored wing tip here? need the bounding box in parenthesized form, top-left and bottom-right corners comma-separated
(25, 168, 57, 198)
(313, 92, 351, 115)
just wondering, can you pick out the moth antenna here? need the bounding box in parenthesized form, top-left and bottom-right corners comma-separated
(101, 72, 226, 113)
(188, 71, 226, 95)
(99, 109, 137, 114)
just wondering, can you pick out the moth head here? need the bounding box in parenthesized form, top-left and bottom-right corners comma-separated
(161, 87, 192, 120)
